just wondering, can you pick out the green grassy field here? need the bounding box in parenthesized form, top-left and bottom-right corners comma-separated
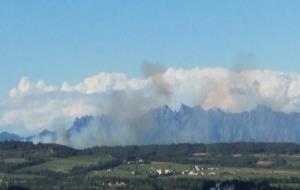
(89, 161, 300, 180)
(12, 152, 300, 179)
(3, 158, 27, 164)
(19, 154, 113, 173)
(90, 161, 192, 178)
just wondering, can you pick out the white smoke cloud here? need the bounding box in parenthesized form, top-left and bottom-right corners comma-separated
(61, 72, 148, 94)
(0, 93, 101, 135)
(2, 67, 300, 135)
(9, 77, 57, 97)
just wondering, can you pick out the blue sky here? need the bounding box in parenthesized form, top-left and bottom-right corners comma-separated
(1, 0, 300, 96)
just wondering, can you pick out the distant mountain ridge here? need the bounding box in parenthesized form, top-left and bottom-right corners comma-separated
(54, 104, 300, 144)
(24, 129, 57, 143)
(66, 115, 93, 137)
(2, 105, 300, 145)
(0, 132, 22, 141)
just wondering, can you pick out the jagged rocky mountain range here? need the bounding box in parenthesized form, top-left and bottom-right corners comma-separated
(1, 104, 300, 145)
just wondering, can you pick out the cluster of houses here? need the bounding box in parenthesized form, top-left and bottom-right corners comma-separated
(149, 165, 218, 177)
(107, 181, 126, 188)
(182, 165, 218, 176)
(127, 159, 146, 165)
(130, 167, 176, 176)
(155, 168, 176, 176)
(126, 159, 219, 177)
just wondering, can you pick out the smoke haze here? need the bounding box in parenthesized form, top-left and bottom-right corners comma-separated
(2, 67, 300, 144)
